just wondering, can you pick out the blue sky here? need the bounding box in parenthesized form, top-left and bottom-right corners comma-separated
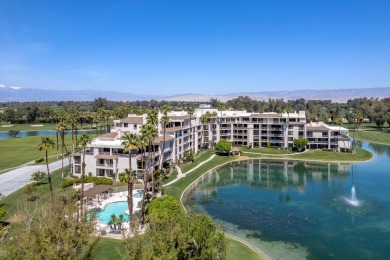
(1, 0, 390, 96)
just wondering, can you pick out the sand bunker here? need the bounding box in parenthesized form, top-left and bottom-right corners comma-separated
(31, 124, 44, 127)
(1, 125, 13, 127)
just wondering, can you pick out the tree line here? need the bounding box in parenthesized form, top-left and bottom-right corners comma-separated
(1, 96, 390, 128)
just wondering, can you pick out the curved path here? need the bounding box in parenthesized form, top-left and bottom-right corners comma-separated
(162, 154, 216, 187)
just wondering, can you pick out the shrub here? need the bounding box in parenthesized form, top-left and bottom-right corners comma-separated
(61, 178, 80, 189)
(35, 158, 44, 163)
(267, 141, 271, 148)
(322, 148, 335, 152)
(94, 177, 113, 185)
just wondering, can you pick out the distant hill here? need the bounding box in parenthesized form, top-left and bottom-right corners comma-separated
(164, 87, 390, 103)
(0, 86, 389, 102)
(0, 87, 163, 102)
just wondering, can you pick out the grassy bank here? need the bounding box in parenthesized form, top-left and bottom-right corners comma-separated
(243, 148, 373, 162)
(353, 131, 390, 145)
(179, 149, 215, 173)
(240, 147, 294, 155)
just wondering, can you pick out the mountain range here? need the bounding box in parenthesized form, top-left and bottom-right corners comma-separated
(0, 86, 389, 103)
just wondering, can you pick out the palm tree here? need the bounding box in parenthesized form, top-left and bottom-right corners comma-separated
(159, 114, 170, 169)
(68, 108, 80, 152)
(186, 106, 196, 152)
(138, 134, 148, 225)
(146, 108, 159, 192)
(140, 124, 158, 197)
(38, 137, 55, 199)
(121, 132, 139, 225)
(56, 122, 67, 178)
(77, 134, 92, 218)
(217, 102, 225, 119)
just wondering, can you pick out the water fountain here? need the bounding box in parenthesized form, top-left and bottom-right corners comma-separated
(345, 186, 360, 207)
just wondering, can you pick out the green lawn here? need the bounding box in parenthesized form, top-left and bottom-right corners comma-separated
(243, 148, 372, 162)
(240, 147, 294, 155)
(0, 134, 89, 171)
(0, 123, 58, 131)
(161, 170, 178, 184)
(165, 155, 236, 201)
(227, 237, 262, 260)
(352, 131, 390, 145)
(87, 237, 127, 260)
(179, 149, 215, 173)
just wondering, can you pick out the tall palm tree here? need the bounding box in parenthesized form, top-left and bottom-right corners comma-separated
(146, 108, 159, 191)
(56, 122, 67, 178)
(77, 134, 92, 218)
(121, 132, 139, 225)
(38, 137, 55, 199)
(140, 124, 158, 197)
(138, 134, 148, 225)
(186, 106, 196, 152)
(68, 108, 80, 153)
(159, 114, 170, 169)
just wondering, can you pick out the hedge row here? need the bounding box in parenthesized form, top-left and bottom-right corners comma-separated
(61, 177, 113, 189)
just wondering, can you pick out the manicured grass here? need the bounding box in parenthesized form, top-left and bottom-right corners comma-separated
(179, 149, 215, 173)
(0, 123, 58, 131)
(0, 134, 90, 171)
(166, 155, 236, 201)
(161, 170, 178, 184)
(89, 237, 127, 260)
(342, 122, 389, 130)
(226, 237, 262, 260)
(243, 148, 373, 162)
(240, 147, 294, 155)
(353, 131, 390, 145)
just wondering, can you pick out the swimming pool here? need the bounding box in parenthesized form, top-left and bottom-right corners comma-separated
(97, 202, 130, 224)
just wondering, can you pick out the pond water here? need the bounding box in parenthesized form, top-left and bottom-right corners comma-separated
(183, 141, 390, 259)
(0, 129, 96, 140)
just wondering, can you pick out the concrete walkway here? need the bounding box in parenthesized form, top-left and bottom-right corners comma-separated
(163, 154, 216, 187)
(0, 160, 70, 197)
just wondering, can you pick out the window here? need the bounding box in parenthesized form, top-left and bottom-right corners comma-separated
(288, 131, 293, 135)
(75, 165, 81, 173)
(134, 124, 137, 130)
(124, 123, 128, 127)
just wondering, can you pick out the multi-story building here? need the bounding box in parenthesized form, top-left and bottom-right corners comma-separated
(72, 109, 350, 181)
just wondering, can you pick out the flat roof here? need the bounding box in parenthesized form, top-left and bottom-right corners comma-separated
(94, 154, 119, 159)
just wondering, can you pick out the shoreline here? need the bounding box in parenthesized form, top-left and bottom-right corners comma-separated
(178, 148, 374, 260)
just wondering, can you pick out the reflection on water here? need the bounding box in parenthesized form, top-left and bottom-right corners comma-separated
(183, 149, 390, 260)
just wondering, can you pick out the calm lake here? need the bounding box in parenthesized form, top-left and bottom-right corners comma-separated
(183, 141, 390, 259)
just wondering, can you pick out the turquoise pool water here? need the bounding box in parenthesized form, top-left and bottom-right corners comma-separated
(183, 141, 390, 259)
(97, 202, 130, 224)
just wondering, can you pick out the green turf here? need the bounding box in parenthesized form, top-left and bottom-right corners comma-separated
(226, 237, 262, 260)
(243, 148, 373, 162)
(0, 134, 92, 171)
(165, 155, 236, 201)
(161, 170, 178, 184)
(179, 149, 215, 173)
(352, 131, 390, 145)
(240, 147, 294, 154)
(0, 123, 58, 131)
(88, 237, 127, 260)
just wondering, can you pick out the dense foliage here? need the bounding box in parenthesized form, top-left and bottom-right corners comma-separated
(215, 140, 232, 154)
(5, 194, 95, 259)
(293, 138, 309, 152)
(125, 196, 226, 259)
